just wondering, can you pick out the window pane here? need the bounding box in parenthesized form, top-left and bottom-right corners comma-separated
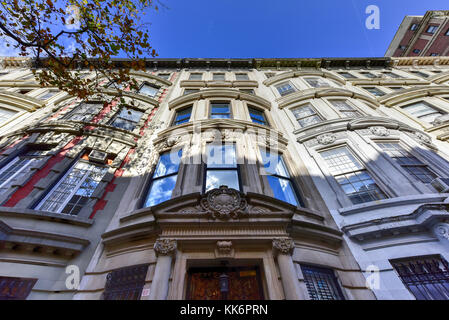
(189, 73, 202, 80)
(298, 115, 322, 127)
(213, 73, 225, 81)
(211, 104, 230, 113)
(174, 106, 192, 125)
(207, 144, 236, 168)
(236, 73, 249, 80)
(306, 78, 330, 88)
(206, 170, 239, 191)
(111, 118, 136, 131)
(248, 107, 267, 125)
(0, 151, 45, 193)
(183, 89, 199, 95)
(276, 82, 295, 96)
(321, 147, 363, 175)
(145, 175, 178, 207)
(37, 161, 107, 214)
(402, 102, 444, 122)
(0, 107, 18, 124)
(259, 150, 289, 177)
(139, 84, 159, 97)
(118, 108, 143, 122)
(65, 103, 103, 122)
(292, 105, 316, 118)
(266, 176, 298, 206)
(153, 149, 183, 178)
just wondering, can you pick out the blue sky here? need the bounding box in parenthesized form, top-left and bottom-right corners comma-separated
(147, 0, 449, 58)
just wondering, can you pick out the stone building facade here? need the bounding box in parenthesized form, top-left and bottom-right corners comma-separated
(385, 10, 449, 57)
(0, 56, 449, 300)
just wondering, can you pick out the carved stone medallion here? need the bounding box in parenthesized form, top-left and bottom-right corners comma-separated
(434, 223, 449, 241)
(370, 126, 390, 137)
(200, 186, 247, 220)
(316, 133, 336, 145)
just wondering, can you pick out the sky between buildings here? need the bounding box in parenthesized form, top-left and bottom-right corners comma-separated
(148, 0, 449, 58)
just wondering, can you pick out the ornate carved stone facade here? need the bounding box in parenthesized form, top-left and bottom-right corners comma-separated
(1, 57, 449, 300)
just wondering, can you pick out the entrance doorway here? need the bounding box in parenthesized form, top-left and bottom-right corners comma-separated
(186, 266, 264, 300)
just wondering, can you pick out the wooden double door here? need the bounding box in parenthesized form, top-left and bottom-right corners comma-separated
(186, 266, 264, 300)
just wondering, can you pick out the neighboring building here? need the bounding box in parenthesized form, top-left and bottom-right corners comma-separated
(385, 10, 449, 57)
(1, 56, 449, 300)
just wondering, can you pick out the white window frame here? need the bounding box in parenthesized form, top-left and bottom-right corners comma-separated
(35, 160, 106, 214)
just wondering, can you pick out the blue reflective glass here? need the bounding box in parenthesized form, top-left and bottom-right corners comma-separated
(207, 144, 236, 168)
(206, 170, 239, 192)
(259, 149, 289, 177)
(266, 176, 298, 206)
(153, 149, 183, 178)
(174, 107, 192, 125)
(144, 175, 178, 207)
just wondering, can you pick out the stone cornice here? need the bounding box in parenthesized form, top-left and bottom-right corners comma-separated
(168, 88, 271, 110)
(263, 70, 346, 86)
(378, 85, 449, 107)
(25, 57, 391, 71)
(392, 56, 449, 67)
(180, 80, 259, 88)
(277, 87, 380, 109)
(341, 202, 449, 242)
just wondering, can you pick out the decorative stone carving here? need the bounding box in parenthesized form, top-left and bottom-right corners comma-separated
(200, 186, 247, 220)
(316, 133, 336, 145)
(370, 126, 390, 137)
(166, 135, 181, 147)
(434, 223, 449, 241)
(216, 241, 233, 253)
(215, 240, 234, 258)
(153, 239, 177, 256)
(272, 238, 295, 255)
(414, 132, 432, 145)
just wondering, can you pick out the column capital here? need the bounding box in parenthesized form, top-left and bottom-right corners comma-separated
(154, 239, 177, 256)
(272, 238, 294, 256)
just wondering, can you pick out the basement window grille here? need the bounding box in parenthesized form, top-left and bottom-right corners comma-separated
(300, 265, 345, 300)
(0, 277, 37, 300)
(103, 264, 149, 300)
(392, 257, 449, 300)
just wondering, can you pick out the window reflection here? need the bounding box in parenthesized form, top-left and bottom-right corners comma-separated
(259, 149, 299, 206)
(205, 144, 239, 192)
(144, 149, 182, 207)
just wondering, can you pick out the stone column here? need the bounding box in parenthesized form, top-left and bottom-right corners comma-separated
(273, 238, 302, 300)
(149, 239, 177, 300)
